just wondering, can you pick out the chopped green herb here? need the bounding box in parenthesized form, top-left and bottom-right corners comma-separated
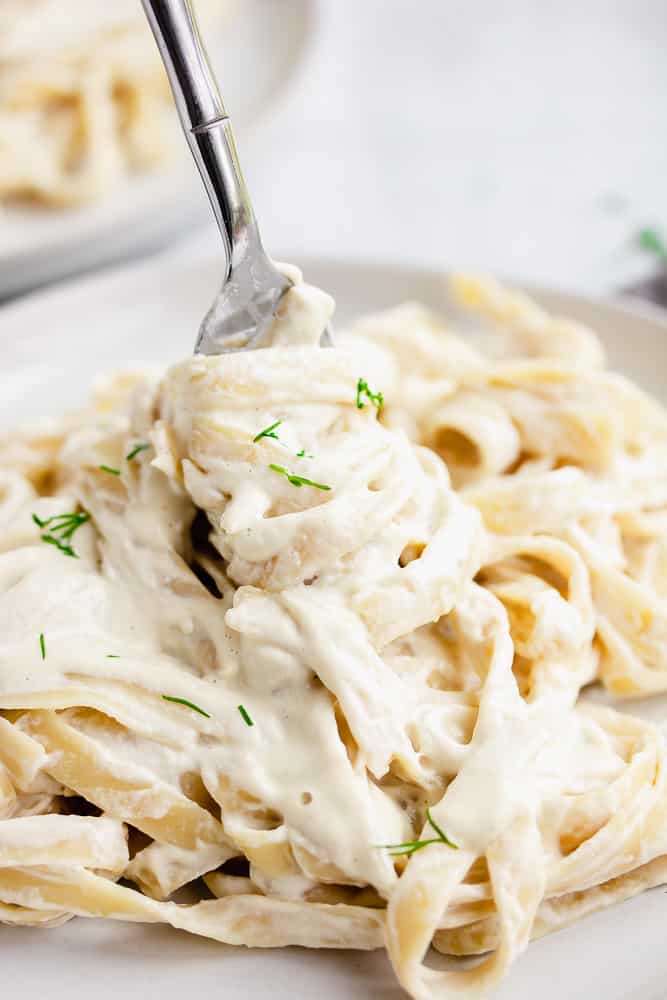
(269, 464, 331, 491)
(126, 442, 150, 461)
(253, 420, 282, 444)
(238, 704, 254, 727)
(639, 227, 667, 261)
(356, 377, 384, 412)
(99, 464, 120, 476)
(379, 807, 458, 857)
(106, 654, 120, 659)
(32, 511, 91, 559)
(296, 449, 313, 459)
(39, 633, 46, 660)
(161, 695, 210, 718)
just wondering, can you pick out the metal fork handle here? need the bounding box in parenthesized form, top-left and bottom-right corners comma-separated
(140, 0, 258, 279)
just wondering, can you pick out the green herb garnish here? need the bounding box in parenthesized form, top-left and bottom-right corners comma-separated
(39, 633, 46, 660)
(99, 464, 120, 476)
(356, 377, 384, 411)
(639, 227, 667, 262)
(106, 654, 120, 659)
(296, 449, 313, 459)
(238, 704, 254, 727)
(380, 808, 458, 857)
(269, 464, 331, 491)
(126, 442, 150, 461)
(253, 420, 282, 444)
(161, 695, 210, 718)
(32, 511, 91, 559)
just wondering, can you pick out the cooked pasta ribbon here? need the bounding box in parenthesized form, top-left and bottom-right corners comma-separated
(0, 0, 235, 206)
(1, 269, 667, 1000)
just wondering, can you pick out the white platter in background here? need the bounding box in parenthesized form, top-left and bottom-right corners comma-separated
(0, 0, 315, 299)
(0, 254, 667, 1000)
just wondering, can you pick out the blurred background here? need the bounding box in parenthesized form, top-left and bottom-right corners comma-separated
(1, 0, 666, 302)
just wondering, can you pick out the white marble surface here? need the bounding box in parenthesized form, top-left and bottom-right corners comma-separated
(184, 0, 667, 296)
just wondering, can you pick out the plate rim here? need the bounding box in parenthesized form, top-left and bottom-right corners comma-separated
(2, 248, 667, 336)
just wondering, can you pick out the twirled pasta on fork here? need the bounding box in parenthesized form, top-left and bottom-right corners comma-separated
(1, 270, 667, 1000)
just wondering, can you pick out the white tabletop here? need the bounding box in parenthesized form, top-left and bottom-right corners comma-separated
(182, 0, 667, 297)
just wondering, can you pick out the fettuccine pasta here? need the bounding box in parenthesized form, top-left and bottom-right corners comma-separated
(0, 0, 234, 206)
(1, 269, 667, 1000)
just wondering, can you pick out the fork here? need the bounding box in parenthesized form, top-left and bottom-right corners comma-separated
(141, 0, 331, 354)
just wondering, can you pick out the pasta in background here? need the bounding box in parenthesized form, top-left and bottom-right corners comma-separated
(0, 0, 235, 206)
(1, 270, 667, 1000)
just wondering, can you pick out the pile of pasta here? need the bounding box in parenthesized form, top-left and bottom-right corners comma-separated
(0, 0, 233, 206)
(1, 272, 667, 1000)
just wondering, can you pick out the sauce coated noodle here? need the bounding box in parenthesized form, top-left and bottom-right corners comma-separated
(1, 269, 667, 999)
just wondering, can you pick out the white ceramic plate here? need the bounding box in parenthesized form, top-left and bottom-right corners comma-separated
(1, 255, 667, 1000)
(0, 0, 315, 299)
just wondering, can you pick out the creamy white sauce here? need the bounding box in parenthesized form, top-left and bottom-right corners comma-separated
(1, 269, 667, 1000)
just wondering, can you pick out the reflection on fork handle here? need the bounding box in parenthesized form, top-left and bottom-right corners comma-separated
(140, 0, 260, 281)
